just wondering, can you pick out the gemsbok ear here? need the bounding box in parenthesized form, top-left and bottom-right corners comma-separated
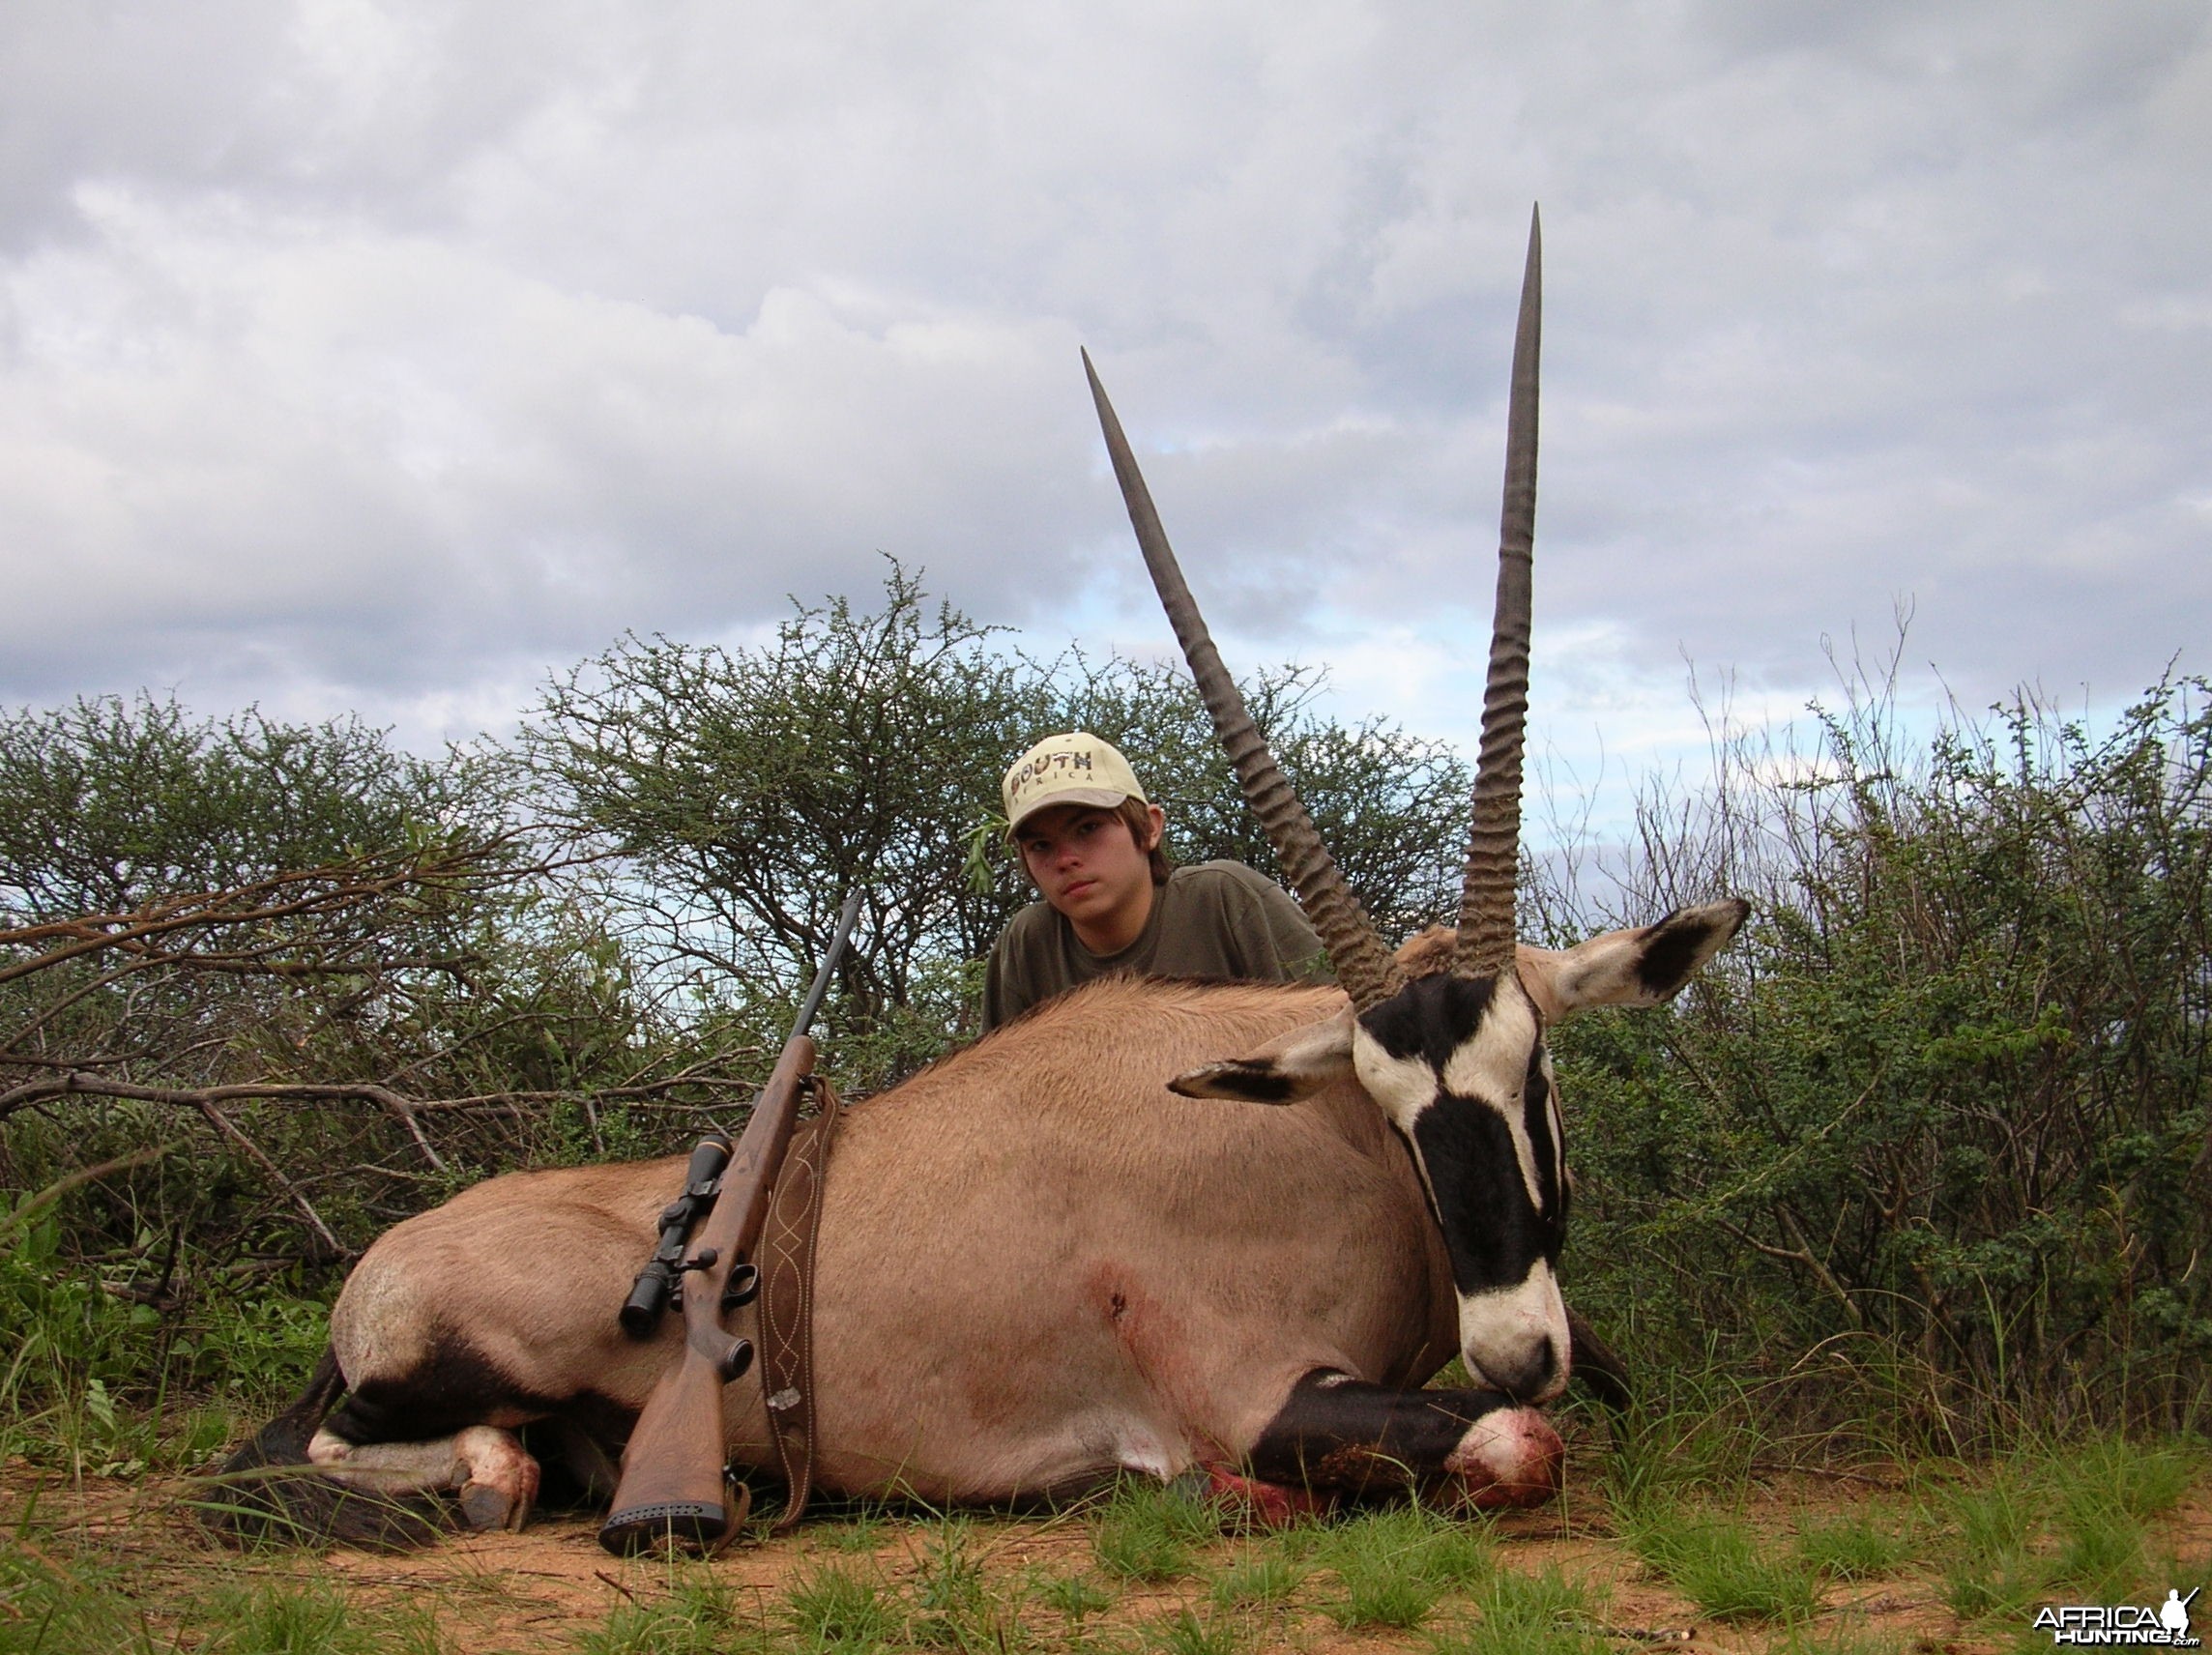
(1518, 898, 1751, 1021)
(1169, 1007, 1356, 1103)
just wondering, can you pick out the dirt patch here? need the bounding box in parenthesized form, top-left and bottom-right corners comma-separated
(8, 1452, 2207, 1653)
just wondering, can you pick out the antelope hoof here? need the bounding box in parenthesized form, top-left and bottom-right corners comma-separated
(457, 1478, 529, 1531)
(449, 1425, 539, 1531)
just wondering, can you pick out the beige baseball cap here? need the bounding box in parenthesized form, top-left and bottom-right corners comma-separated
(1002, 732, 1148, 832)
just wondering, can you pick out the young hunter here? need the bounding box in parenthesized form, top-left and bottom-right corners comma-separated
(981, 732, 1333, 1031)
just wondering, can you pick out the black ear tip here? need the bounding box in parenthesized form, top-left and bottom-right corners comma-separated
(1635, 899, 1751, 999)
(1663, 897, 1751, 940)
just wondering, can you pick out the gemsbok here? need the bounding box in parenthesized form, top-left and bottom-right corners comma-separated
(218, 209, 1748, 1543)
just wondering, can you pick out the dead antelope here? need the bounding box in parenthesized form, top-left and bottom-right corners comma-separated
(216, 210, 1746, 1541)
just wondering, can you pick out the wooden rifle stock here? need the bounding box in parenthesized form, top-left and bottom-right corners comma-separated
(598, 888, 859, 1554)
(598, 1032, 816, 1553)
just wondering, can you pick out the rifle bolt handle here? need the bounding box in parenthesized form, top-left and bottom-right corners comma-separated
(680, 1248, 718, 1273)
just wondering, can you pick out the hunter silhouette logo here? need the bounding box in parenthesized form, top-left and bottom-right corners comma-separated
(2033, 1587, 2200, 1647)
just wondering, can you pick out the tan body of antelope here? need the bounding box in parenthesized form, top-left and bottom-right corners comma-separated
(220, 210, 1748, 1538)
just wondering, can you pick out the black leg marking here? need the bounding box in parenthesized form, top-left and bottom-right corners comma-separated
(202, 1347, 447, 1551)
(323, 1326, 558, 1446)
(1246, 1370, 1518, 1499)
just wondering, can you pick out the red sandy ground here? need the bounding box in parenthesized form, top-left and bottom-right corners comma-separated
(8, 1456, 2208, 1653)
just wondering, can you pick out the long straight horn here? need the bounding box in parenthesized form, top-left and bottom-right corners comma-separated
(1456, 205, 1541, 978)
(1083, 350, 1407, 1010)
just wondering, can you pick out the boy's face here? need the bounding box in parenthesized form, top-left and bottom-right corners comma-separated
(1015, 801, 1162, 944)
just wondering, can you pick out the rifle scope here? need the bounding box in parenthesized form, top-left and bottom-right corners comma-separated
(619, 1131, 734, 1337)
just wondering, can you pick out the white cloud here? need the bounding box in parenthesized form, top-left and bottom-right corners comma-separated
(0, 0, 2204, 769)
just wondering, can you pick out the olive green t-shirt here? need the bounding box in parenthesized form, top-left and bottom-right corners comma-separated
(981, 859, 1333, 1031)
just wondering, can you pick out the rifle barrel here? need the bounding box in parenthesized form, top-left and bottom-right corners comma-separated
(794, 892, 862, 1038)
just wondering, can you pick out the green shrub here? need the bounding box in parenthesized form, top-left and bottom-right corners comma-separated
(1549, 675, 2212, 1441)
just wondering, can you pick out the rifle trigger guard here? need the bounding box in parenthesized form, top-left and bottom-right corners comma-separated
(721, 1261, 760, 1310)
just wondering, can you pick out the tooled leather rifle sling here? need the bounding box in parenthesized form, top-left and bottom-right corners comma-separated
(757, 1074, 842, 1530)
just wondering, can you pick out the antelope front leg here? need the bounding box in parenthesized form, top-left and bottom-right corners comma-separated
(306, 1424, 540, 1531)
(1241, 1369, 1562, 1510)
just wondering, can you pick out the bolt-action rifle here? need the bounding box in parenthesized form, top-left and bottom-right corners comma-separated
(598, 891, 861, 1555)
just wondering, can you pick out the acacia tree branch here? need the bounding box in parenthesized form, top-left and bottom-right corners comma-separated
(0, 1068, 769, 1160)
(189, 1099, 349, 1259)
(0, 1073, 449, 1173)
(1714, 1215, 1864, 1330)
(0, 838, 589, 988)
(0, 860, 462, 983)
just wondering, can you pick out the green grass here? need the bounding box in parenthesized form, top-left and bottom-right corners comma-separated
(1327, 1559, 1437, 1630)
(1144, 1606, 1248, 1655)
(905, 1516, 1001, 1649)
(197, 1579, 455, 1655)
(1763, 1628, 1911, 1655)
(1208, 1552, 1304, 1611)
(0, 1545, 143, 1655)
(1307, 1502, 1496, 1629)
(1595, 1363, 1780, 1514)
(1621, 1505, 1822, 1624)
(1432, 1565, 1614, 1655)
(784, 1561, 903, 1652)
(578, 1571, 758, 1655)
(0, 1526, 468, 1655)
(1936, 1436, 2203, 1623)
(2058, 1436, 2198, 1522)
(0, 1368, 2201, 1655)
(1035, 1570, 1114, 1624)
(1795, 1512, 1911, 1582)
(816, 1503, 891, 1553)
(1091, 1478, 1223, 1582)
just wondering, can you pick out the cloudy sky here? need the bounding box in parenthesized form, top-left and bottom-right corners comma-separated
(4, 0, 2206, 811)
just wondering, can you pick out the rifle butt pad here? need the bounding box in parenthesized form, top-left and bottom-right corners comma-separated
(597, 1481, 751, 1556)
